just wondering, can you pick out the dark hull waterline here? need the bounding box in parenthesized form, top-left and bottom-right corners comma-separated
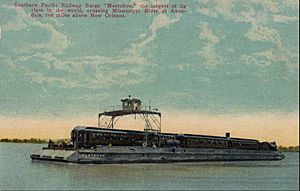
(30, 146, 285, 164)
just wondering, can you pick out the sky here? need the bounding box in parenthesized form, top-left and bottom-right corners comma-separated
(0, 0, 299, 146)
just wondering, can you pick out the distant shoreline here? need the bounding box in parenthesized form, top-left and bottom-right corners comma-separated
(0, 138, 298, 152)
(0, 138, 69, 144)
(277, 146, 299, 152)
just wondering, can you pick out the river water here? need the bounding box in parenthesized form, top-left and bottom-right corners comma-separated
(0, 143, 298, 190)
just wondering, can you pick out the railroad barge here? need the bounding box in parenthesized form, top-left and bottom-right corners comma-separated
(30, 97, 285, 164)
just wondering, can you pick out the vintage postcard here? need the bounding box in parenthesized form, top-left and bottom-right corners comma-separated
(0, 0, 298, 190)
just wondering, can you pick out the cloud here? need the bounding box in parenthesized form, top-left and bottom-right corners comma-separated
(87, 12, 183, 87)
(197, 0, 257, 24)
(240, 54, 271, 67)
(150, 14, 174, 33)
(0, 5, 31, 31)
(24, 70, 81, 88)
(273, 15, 298, 23)
(284, 0, 299, 11)
(0, 2, 186, 90)
(245, 25, 282, 48)
(172, 63, 191, 71)
(197, 22, 223, 67)
(199, 22, 219, 43)
(253, 50, 288, 63)
(0, 4, 154, 90)
(126, 13, 181, 56)
(198, 1, 282, 25)
(197, 1, 299, 30)
(0, 54, 16, 69)
(129, 0, 181, 55)
(197, 0, 299, 78)
(241, 48, 299, 73)
(241, 48, 292, 67)
(0, 5, 70, 54)
(11, 51, 151, 89)
(11, 20, 70, 55)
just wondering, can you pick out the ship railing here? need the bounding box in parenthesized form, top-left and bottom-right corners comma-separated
(99, 105, 158, 113)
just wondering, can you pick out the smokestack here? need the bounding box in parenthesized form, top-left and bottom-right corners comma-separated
(226, 132, 230, 139)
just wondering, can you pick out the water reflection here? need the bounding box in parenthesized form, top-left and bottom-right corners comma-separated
(1, 143, 298, 190)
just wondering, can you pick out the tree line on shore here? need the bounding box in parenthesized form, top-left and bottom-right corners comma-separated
(0, 138, 69, 144)
(277, 146, 299, 152)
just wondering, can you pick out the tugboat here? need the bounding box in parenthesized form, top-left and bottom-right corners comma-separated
(30, 97, 285, 164)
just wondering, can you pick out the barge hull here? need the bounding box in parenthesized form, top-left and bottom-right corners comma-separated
(30, 146, 285, 164)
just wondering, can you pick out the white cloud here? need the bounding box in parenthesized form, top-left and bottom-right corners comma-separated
(197, 0, 298, 42)
(172, 63, 191, 71)
(12, 21, 70, 54)
(240, 49, 297, 68)
(126, 13, 181, 56)
(285, 62, 299, 74)
(197, 1, 298, 27)
(0, 5, 69, 55)
(253, 50, 288, 63)
(199, 23, 219, 43)
(228, 47, 235, 53)
(0, 54, 16, 69)
(273, 15, 298, 23)
(240, 54, 271, 67)
(1, 5, 151, 89)
(198, 22, 222, 66)
(245, 25, 282, 48)
(30, 12, 183, 89)
(1, 4, 152, 89)
(285, 0, 299, 11)
(5, 2, 182, 89)
(36, 22, 69, 54)
(241, 48, 299, 83)
(150, 14, 173, 33)
(0, 5, 31, 31)
(197, 1, 278, 25)
(24, 70, 81, 88)
(12, 51, 151, 89)
(198, 0, 257, 24)
(198, 44, 220, 66)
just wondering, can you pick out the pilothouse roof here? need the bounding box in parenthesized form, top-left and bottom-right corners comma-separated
(99, 109, 161, 117)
